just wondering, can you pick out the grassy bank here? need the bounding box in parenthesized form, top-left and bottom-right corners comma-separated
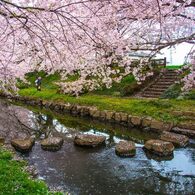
(17, 70, 195, 124)
(19, 87, 195, 124)
(18, 71, 139, 97)
(0, 147, 62, 195)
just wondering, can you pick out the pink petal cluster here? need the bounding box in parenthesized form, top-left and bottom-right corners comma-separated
(0, 0, 194, 94)
(182, 50, 195, 92)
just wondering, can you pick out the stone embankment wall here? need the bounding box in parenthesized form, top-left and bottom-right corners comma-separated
(1, 94, 195, 135)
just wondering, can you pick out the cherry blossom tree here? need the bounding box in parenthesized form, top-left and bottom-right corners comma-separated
(182, 49, 195, 91)
(0, 0, 194, 95)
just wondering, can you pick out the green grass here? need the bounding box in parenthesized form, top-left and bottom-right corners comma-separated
(19, 87, 195, 123)
(17, 71, 60, 90)
(17, 70, 195, 124)
(93, 75, 138, 96)
(0, 147, 62, 195)
(166, 65, 183, 69)
(22, 72, 138, 97)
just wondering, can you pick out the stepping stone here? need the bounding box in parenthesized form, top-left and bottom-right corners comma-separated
(11, 138, 35, 152)
(74, 134, 106, 147)
(144, 139, 174, 156)
(115, 141, 136, 157)
(171, 127, 195, 138)
(0, 137, 5, 145)
(144, 150, 174, 161)
(41, 137, 63, 151)
(160, 131, 189, 147)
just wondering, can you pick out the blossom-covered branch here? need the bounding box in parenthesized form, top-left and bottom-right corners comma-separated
(0, 0, 194, 94)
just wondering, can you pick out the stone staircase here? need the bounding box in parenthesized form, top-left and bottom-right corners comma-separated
(141, 69, 179, 98)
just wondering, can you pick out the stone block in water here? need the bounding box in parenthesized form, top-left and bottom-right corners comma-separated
(74, 134, 106, 147)
(11, 138, 35, 152)
(115, 141, 136, 157)
(41, 137, 64, 151)
(171, 127, 195, 139)
(160, 131, 189, 147)
(144, 139, 174, 156)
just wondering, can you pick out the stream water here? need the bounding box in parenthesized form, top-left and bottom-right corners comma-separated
(0, 98, 195, 195)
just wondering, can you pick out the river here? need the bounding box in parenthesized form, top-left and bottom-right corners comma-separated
(0, 98, 195, 195)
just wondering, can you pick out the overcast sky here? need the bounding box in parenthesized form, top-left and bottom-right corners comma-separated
(156, 43, 194, 65)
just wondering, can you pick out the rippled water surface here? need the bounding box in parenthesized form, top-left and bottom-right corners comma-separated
(0, 99, 195, 195)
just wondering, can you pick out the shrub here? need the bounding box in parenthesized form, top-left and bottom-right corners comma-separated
(161, 84, 182, 99)
(184, 89, 195, 100)
(94, 74, 137, 96)
(120, 82, 139, 96)
(16, 79, 30, 89)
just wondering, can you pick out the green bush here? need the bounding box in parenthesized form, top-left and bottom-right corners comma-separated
(184, 89, 195, 100)
(94, 74, 138, 96)
(16, 79, 30, 89)
(161, 84, 182, 99)
(120, 82, 139, 96)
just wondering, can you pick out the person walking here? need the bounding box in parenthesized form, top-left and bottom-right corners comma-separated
(35, 76, 42, 91)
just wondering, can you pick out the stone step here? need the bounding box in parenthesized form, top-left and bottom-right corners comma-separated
(164, 73, 178, 76)
(163, 72, 178, 74)
(141, 69, 180, 98)
(152, 85, 171, 89)
(143, 93, 161, 98)
(161, 76, 178, 79)
(164, 71, 178, 74)
(144, 91, 163, 95)
(142, 95, 159, 98)
(165, 70, 178, 72)
(159, 77, 177, 81)
(158, 79, 176, 83)
(163, 76, 177, 79)
(165, 70, 178, 73)
(145, 89, 163, 93)
(155, 81, 173, 85)
(151, 85, 169, 89)
(143, 92, 159, 96)
(155, 83, 171, 88)
(162, 78, 178, 81)
(165, 73, 177, 74)
(147, 87, 167, 91)
(166, 69, 177, 71)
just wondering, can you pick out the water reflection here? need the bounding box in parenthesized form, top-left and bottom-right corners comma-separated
(144, 149, 174, 161)
(31, 113, 54, 139)
(1, 99, 195, 194)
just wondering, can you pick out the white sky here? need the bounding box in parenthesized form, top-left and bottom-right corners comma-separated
(156, 43, 194, 65)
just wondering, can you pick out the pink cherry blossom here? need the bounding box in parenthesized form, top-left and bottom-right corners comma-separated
(182, 50, 195, 92)
(0, 0, 194, 94)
